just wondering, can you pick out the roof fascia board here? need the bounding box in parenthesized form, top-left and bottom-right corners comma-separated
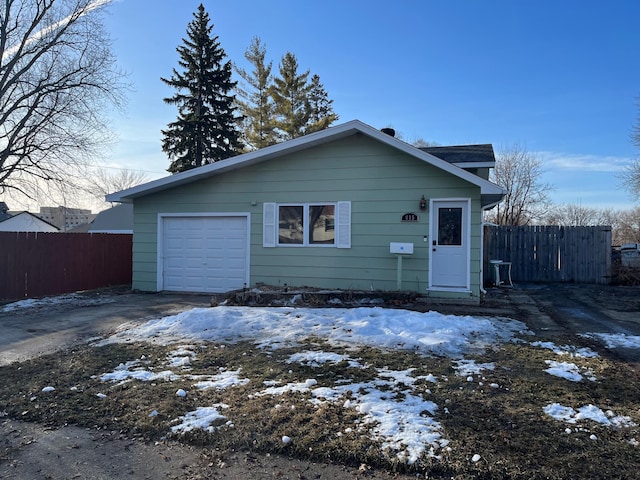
(451, 161, 495, 169)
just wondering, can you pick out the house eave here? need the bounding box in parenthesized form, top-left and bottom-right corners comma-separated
(452, 161, 495, 169)
(481, 193, 506, 209)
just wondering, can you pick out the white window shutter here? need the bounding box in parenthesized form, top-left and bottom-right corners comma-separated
(263, 202, 277, 247)
(336, 201, 351, 248)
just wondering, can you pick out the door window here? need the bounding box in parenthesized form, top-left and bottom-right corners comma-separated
(438, 207, 462, 246)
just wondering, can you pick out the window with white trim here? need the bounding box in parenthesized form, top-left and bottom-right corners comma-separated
(263, 201, 351, 248)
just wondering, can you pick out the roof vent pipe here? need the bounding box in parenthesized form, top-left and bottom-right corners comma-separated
(381, 127, 395, 137)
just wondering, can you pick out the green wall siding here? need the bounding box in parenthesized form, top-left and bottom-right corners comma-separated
(132, 134, 485, 301)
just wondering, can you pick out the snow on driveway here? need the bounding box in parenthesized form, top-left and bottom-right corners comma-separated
(1, 293, 115, 312)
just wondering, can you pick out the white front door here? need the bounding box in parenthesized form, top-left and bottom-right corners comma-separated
(430, 200, 470, 290)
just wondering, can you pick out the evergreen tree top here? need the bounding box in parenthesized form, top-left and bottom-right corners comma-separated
(161, 3, 243, 173)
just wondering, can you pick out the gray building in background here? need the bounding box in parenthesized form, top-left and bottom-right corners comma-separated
(36, 206, 97, 232)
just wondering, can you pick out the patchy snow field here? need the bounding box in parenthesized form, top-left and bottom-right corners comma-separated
(86, 305, 639, 465)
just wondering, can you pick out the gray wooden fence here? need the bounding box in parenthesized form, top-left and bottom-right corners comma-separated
(484, 225, 612, 284)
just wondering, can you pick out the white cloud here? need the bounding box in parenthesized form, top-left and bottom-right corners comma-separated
(537, 151, 633, 173)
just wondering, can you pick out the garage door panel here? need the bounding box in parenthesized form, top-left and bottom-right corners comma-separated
(161, 216, 248, 293)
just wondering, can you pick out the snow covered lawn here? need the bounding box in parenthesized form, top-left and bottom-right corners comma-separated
(103, 306, 529, 356)
(3, 302, 640, 478)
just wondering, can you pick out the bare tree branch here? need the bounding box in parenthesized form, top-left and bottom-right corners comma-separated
(488, 144, 553, 225)
(542, 202, 600, 226)
(619, 158, 640, 201)
(0, 0, 127, 197)
(83, 167, 148, 205)
(618, 95, 640, 201)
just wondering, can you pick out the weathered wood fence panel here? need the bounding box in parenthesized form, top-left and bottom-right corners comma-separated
(0, 232, 132, 301)
(484, 225, 612, 284)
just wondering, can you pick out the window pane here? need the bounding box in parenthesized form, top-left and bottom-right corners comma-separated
(438, 207, 462, 246)
(279, 206, 304, 244)
(309, 205, 335, 244)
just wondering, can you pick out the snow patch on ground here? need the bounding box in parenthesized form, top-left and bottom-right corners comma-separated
(86, 304, 640, 465)
(1, 293, 115, 313)
(544, 403, 637, 428)
(103, 306, 530, 358)
(581, 333, 640, 350)
(531, 341, 599, 358)
(254, 366, 447, 464)
(100, 361, 180, 383)
(171, 405, 231, 433)
(100, 362, 250, 391)
(454, 359, 495, 377)
(544, 361, 597, 382)
(191, 369, 249, 390)
(286, 351, 364, 368)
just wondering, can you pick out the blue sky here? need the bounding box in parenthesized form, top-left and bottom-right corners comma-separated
(101, 0, 640, 210)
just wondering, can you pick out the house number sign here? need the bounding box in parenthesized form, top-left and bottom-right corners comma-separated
(401, 213, 419, 222)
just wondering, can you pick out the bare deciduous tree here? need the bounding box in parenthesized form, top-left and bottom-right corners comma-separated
(633, 95, 640, 149)
(0, 0, 126, 198)
(539, 204, 640, 245)
(620, 159, 640, 201)
(619, 96, 640, 201)
(614, 206, 640, 245)
(488, 144, 552, 225)
(542, 203, 600, 226)
(84, 167, 149, 206)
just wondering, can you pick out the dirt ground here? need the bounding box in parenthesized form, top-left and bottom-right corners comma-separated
(1, 283, 639, 479)
(1, 417, 409, 480)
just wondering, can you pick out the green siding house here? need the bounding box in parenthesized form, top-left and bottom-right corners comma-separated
(107, 120, 505, 304)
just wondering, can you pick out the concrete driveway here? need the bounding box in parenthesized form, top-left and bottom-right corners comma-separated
(485, 283, 640, 363)
(0, 289, 210, 366)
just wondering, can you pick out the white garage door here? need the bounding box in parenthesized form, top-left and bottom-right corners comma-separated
(161, 216, 248, 293)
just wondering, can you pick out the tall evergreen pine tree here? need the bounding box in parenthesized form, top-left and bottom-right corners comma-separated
(235, 37, 277, 150)
(270, 52, 311, 141)
(305, 74, 338, 134)
(161, 4, 243, 173)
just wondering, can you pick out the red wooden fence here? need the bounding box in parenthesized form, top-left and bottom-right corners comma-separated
(0, 232, 132, 301)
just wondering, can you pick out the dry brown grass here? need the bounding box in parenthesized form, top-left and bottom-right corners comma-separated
(1, 336, 640, 479)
